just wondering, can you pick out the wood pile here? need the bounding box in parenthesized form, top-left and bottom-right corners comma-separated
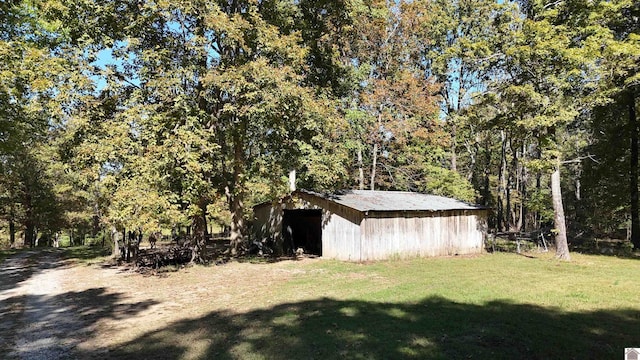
(135, 245, 192, 269)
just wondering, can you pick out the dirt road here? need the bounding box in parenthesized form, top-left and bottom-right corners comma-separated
(0, 250, 84, 359)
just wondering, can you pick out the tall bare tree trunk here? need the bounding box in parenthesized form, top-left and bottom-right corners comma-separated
(497, 131, 507, 231)
(506, 139, 516, 232)
(629, 91, 640, 250)
(228, 189, 244, 255)
(358, 148, 365, 190)
(482, 137, 491, 207)
(370, 143, 378, 191)
(551, 158, 570, 260)
(517, 142, 526, 232)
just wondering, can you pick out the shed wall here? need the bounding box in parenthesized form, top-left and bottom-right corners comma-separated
(361, 210, 486, 260)
(321, 211, 362, 260)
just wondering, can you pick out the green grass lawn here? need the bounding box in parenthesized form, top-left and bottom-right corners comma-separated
(59, 245, 112, 264)
(92, 252, 640, 360)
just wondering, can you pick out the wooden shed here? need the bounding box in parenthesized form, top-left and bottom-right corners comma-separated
(253, 189, 488, 261)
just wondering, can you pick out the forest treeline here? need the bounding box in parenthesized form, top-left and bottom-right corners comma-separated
(0, 0, 638, 260)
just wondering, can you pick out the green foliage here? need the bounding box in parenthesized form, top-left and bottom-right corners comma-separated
(526, 188, 554, 224)
(0, 0, 92, 246)
(419, 164, 477, 202)
(52, 0, 350, 256)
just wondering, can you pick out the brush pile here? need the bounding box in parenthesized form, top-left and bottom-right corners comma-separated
(135, 245, 192, 269)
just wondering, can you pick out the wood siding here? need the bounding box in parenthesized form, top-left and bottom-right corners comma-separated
(254, 202, 285, 242)
(321, 211, 362, 261)
(361, 210, 487, 260)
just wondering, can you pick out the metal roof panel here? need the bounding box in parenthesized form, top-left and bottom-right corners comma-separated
(297, 190, 484, 212)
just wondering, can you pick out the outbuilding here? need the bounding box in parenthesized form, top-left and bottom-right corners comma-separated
(253, 189, 488, 261)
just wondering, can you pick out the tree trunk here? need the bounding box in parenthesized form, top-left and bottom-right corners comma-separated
(451, 123, 457, 172)
(25, 221, 35, 248)
(92, 213, 99, 238)
(111, 227, 119, 258)
(190, 202, 209, 263)
(134, 230, 142, 262)
(551, 159, 571, 260)
(482, 137, 491, 207)
(358, 147, 364, 190)
(9, 219, 15, 247)
(228, 187, 244, 255)
(121, 228, 126, 259)
(629, 91, 640, 250)
(228, 133, 245, 255)
(518, 143, 526, 232)
(506, 139, 515, 232)
(203, 206, 209, 241)
(497, 131, 507, 231)
(529, 132, 541, 230)
(126, 230, 132, 262)
(370, 142, 378, 191)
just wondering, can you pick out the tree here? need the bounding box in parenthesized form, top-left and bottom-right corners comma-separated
(331, 1, 444, 192)
(482, 0, 604, 260)
(0, 0, 92, 247)
(410, 0, 513, 174)
(591, 0, 640, 249)
(60, 0, 341, 258)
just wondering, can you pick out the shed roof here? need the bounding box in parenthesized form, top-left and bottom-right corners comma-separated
(297, 189, 485, 212)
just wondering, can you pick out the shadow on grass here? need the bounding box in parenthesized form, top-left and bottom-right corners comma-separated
(84, 296, 639, 360)
(234, 254, 318, 265)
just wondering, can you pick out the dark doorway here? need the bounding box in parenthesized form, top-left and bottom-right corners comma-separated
(282, 209, 322, 256)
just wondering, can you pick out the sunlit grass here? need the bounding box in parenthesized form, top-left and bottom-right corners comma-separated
(60, 246, 112, 265)
(261, 252, 636, 314)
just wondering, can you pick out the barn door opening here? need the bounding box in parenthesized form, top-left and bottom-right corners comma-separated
(282, 209, 322, 256)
